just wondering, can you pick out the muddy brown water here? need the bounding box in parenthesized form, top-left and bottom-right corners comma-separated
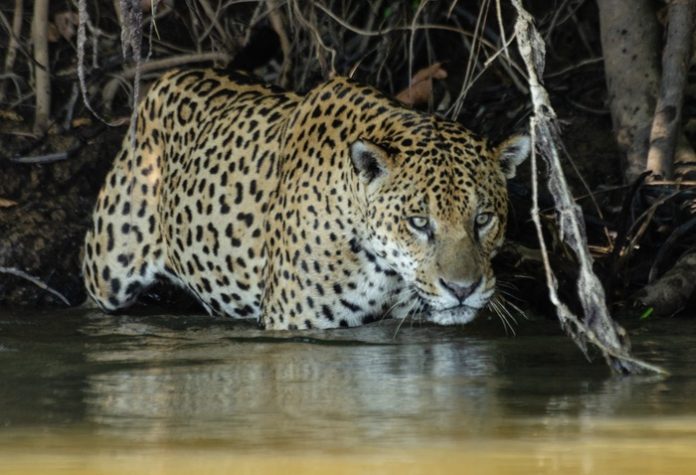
(1, 308, 695, 474)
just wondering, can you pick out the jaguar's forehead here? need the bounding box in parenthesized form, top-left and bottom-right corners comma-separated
(394, 161, 498, 218)
(387, 121, 504, 192)
(382, 124, 507, 220)
(313, 76, 507, 203)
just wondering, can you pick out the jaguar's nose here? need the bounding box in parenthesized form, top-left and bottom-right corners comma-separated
(439, 277, 482, 302)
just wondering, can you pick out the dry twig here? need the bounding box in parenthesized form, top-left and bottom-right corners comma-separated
(512, 0, 665, 375)
(267, 0, 292, 87)
(77, 0, 115, 126)
(0, 267, 71, 305)
(101, 52, 231, 112)
(119, 0, 144, 146)
(290, 1, 336, 75)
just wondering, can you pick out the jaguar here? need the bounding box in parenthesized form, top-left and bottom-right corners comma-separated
(82, 68, 529, 330)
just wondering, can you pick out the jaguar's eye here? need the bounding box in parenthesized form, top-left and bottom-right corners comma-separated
(407, 216, 430, 232)
(475, 212, 494, 229)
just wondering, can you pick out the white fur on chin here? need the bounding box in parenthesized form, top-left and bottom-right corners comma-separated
(427, 306, 479, 325)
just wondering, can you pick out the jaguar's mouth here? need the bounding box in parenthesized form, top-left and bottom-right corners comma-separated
(425, 305, 480, 325)
(411, 289, 483, 326)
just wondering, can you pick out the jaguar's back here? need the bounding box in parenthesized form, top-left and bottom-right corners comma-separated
(83, 69, 299, 316)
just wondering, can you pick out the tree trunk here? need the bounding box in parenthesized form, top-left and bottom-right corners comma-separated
(32, 0, 51, 134)
(597, 0, 661, 183)
(0, 0, 24, 103)
(645, 0, 696, 180)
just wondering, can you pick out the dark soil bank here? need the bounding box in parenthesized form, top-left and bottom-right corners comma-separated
(0, 125, 122, 306)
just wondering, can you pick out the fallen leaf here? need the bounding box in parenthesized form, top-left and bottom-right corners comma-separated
(55, 11, 79, 41)
(47, 22, 60, 42)
(0, 110, 22, 122)
(395, 63, 448, 106)
(71, 117, 93, 128)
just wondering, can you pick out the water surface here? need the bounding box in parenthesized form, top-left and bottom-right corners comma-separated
(1, 308, 695, 474)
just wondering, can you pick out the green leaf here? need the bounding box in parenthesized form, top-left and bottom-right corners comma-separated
(639, 307, 654, 320)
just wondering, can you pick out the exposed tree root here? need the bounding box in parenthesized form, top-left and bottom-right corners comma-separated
(636, 251, 696, 316)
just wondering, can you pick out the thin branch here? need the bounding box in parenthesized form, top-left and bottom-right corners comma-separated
(102, 52, 231, 112)
(78, 0, 117, 126)
(454, 0, 490, 118)
(544, 57, 603, 78)
(407, 0, 430, 97)
(315, 1, 526, 101)
(495, 0, 510, 62)
(11, 151, 69, 164)
(198, 0, 233, 47)
(448, 27, 527, 117)
(315, 2, 478, 38)
(618, 190, 682, 262)
(291, 1, 336, 75)
(267, 0, 291, 87)
(119, 0, 144, 148)
(0, 267, 71, 306)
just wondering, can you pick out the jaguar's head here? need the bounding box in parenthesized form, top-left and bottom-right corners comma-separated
(350, 117, 529, 325)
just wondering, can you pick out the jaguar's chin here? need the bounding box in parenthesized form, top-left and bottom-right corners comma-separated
(425, 305, 480, 326)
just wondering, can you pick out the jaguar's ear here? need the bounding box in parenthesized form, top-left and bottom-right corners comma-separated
(350, 139, 390, 183)
(495, 134, 530, 179)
